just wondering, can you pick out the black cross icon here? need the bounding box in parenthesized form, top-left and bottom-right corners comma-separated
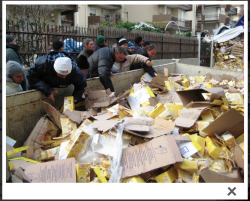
(228, 187, 236, 196)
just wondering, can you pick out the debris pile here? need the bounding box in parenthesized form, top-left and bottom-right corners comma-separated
(213, 36, 244, 72)
(6, 69, 244, 183)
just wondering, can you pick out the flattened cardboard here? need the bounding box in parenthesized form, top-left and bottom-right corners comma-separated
(92, 119, 119, 133)
(25, 158, 76, 183)
(152, 74, 168, 86)
(23, 116, 59, 147)
(125, 124, 150, 132)
(233, 144, 244, 171)
(86, 89, 130, 109)
(92, 112, 118, 121)
(120, 135, 190, 178)
(176, 88, 225, 106)
(64, 109, 82, 124)
(43, 101, 62, 129)
(154, 117, 175, 131)
(156, 91, 182, 104)
(175, 107, 207, 128)
(200, 168, 243, 183)
(9, 158, 36, 171)
(202, 109, 244, 137)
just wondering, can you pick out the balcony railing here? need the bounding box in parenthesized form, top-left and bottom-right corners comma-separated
(197, 14, 220, 22)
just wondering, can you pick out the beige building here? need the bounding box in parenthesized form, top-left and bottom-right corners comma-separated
(6, 4, 244, 36)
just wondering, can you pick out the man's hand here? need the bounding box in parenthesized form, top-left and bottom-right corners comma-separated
(48, 90, 58, 102)
(110, 72, 114, 78)
(145, 60, 151, 67)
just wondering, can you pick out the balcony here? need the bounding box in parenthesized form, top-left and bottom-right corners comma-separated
(152, 14, 192, 32)
(197, 14, 220, 23)
(225, 5, 237, 15)
(88, 4, 121, 10)
(166, 5, 192, 11)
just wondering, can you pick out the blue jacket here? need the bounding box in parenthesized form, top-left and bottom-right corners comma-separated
(27, 51, 87, 102)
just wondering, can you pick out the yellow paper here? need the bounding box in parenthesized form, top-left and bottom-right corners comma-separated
(7, 146, 30, 157)
(76, 163, 91, 183)
(148, 103, 166, 119)
(123, 176, 145, 183)
(63, 96, 75, 112)
(155, 166, 178, 183)
(174, 158, 198, 172)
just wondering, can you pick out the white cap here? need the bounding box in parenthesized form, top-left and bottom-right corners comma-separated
(54, 57, 72, 75)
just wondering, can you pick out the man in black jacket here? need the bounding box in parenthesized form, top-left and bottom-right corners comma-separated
(76, 38, 94, 75)
(27, 51, 87, 103)
(87, 46, 127, 92)
(130, 44, 157, 77)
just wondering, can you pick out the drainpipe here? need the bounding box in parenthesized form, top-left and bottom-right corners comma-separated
(197, 32, 201, 65)
(210, 36, 214, 68)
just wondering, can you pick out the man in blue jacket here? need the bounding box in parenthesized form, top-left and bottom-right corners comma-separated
(87, 46, 127, 92)
(27, 51, 87, 103)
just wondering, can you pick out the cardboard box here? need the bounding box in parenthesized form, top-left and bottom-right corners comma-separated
(174, 158, 198, 172)
(60, 117, 78, 137)
(120, 135, 191, 178)
(63, 96, 75, 112)
(176, 88, 225, 107)
(175, 106, 208, 128)
(205, 136, 226, 159)
(155, 166, 178, 183)
(200, 168, 243, 183)
(76, 163, 91, 183)
(23, 116, 59, 147)
(148, 103, 166, 119)
(123, 176, 146, 183)
(202, 109, 244, 138)
(24, 158, 76, 183)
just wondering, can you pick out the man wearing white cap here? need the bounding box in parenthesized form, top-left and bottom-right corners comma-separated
(27, 51, 87, 102)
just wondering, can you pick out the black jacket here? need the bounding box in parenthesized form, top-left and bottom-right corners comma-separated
(87, 47, 116, 92)
(130, 48, 156, 77)
(27, 51, 87, 102)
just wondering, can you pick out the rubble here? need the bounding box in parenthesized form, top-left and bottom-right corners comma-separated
(6, 69, 245, 183)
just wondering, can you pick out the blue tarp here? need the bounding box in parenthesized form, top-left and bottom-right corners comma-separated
(235, 15, 244, 27)
(63, 38, 83, 53)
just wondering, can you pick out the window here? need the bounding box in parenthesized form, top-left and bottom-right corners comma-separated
(90, 8, 96, 16)
(181, 11, 184, 20)
(104, 13, 111, 21)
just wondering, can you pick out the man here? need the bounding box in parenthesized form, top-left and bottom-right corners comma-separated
(6, 60, 24, 95)
(87, 46, 127, 92)
(127, 41, 135, 55)
(134, 35, 143, 53)
(6, 34, 26, 90)
(117, 37, 128, 48)
(76, 38, 94, 75)
(142, 40, 151, 49)
(94, 35, 107, 51)
(27, 51, 87, 103)
(130, 44, 157, 77)
(113, 40, 151, 73)
(52, 38, 65, 52)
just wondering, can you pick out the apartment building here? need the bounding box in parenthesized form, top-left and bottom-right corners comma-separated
(6, 4, 244, 36)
